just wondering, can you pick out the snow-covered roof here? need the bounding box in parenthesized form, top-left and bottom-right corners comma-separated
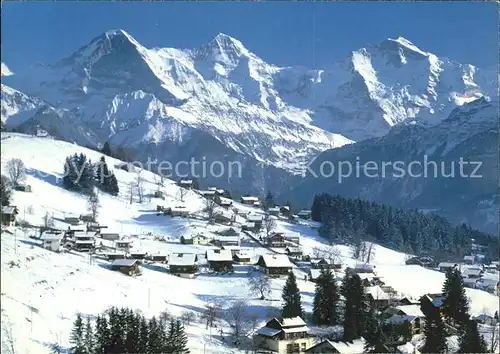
(1, 206, 17, 214)
(282, 326, 308, 333)
(201, 190, 216, 196)
(221, 245, 240, 251)
(286, 247, 301, 253)
(219, 198, 233, 205)
(463, 267, 482, 276)
(438, 262, 456, 268)
(73, 232, 93, 239)
(464, 255, 475, 261)
(206, 249, 233, 262)
(387, 314, 418, 324)
(328, 338, 366, 354)
(309, 269, 322, 279)
(260, 254, 292, 268)
(396, 305, 424, 317)
(214, 236, 239, 242)
(355, 263, 374, 271)
(268, 207, 280, 212)
(365, 286, 391, 300)
(297, 209, 311, 215)
(111, 259, 140, 267)
(397, 342, 421, 354)
(278, 316, 306, 327)
(179, 179, 193, 184)
(169, 253, 197, 266)
(256, 327, 281, 337)
(241, 196, 258, 202)
(247, 214, 263, 222)
(75, 240, 94, 245)
(115, 239, 133, 244)
(41, 234, 62, 241)
(357, 273, 376, 280)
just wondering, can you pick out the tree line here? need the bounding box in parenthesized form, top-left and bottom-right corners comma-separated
(63, 154, 119, 196)
(67, 307, 189, 354)
(311, 193, 498, 261)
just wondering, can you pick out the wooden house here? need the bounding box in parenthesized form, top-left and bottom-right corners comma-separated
(438, 262, 457, 272)
(213, 235, 240, 247)
(68, 231, 95, 251)
(1, 206, 18, 226)
(240, 196, 259, 205)
(206, 249, 233, 272)
(148, 253, 168, 263)
(99, 233, 120, 241)
(129, 251, 148, 260)
(279, 206, 292, 218)
(200, 190, 217, 199)
(297, 210, 311, 220)
(286, 246, 302, 258)
(310, 258, 341, 270)
(80, 214, 94, 223)
(255, 317, 312, 354)
(308, 269, 323, 283)
(462, 267, 483, 279)
(214, 196, 233, 208)
(64, 216, 81, 226)
(267, 232, 286, 248)
(104, 252, 127, 261)
(384, 304, 425, 335)
(305, 338, 367, 353)
(221, 245, 241, 256)
(180, 234, 211, 245)
(242, 222, 257, 231)
(268, 207, 280, 216)
(110, 259, 142, 276)
(215, 227, 239, 236)
(214, 212, 232, 224)
(178, 179, 193, 189)
(169, 253, 198, 278)
(115, 239, 133, 252)
(365, 285, 391, 309)
(233, 252, 252, 264)
(284, 234, 300, 245)
(166, 207, 190, 218)
(463, 255, 475, 265)
(246, 214, 263, 229)
(154, 190, 164, 199)
(41, 234, 62, 252)
(257, 255, 292, 278)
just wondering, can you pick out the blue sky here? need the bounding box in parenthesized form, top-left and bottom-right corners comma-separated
(1, 2, 497, 71)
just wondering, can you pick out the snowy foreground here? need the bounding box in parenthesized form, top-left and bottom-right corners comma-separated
(1, 133, 498, 353)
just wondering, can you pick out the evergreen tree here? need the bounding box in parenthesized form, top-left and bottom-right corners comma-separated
(312, 268, 340, 325)
(137, 315, 149, 354)
(264, 190, 274, 210)
(0, 175, 11, 206)
(69, 313, 86, 354)
(94, 315, 110, 354)
(124, 309, 139, 353)
(83, 316, 94, 353)
(281, 272, 304, 319)
(169, 319, 190, 354)
(148, 316, 163, 353)
(457, 319, 487, 353)
(341, 272, 367, 341)
(421, 297, 448, 353)
(101, 142, 112, 157)
(442, 267, 470, 327)
(95, 156, 119, 196)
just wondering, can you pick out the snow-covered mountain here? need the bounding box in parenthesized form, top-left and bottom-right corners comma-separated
(281, 98, 499, 233)
(2, 30, 495, 175)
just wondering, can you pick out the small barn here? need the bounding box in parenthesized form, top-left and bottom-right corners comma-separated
(115, 239, 133, 252)
(213, 235, 240, 247)
(178, 179, 193, 189)
(221, 245, 241, 256)
(64, 216, 81, 226)
(438, 262, 457, 272)
(267, 233, 286, 248)
(285, 246, 302, 258)
(257, 254, 293, 278)
(169, 253, 198, 278)
(1, 206, 18, 226)
(41, 234, 62, 252)
(297, 210, 311, 220)
(148, 253, 168, 263)
(247, 214, 263, 229)
(206, 249, 234, 272)
(279, 206, 292, 218)
(180, 234, 211, 245)
(80, 214, 94, 223)
(110, 259, 142, 276)
(233, 252, 252, 264)
(267, 207, 280, 216)
(129, 251, 148, 260)
(240, 196, 259, 205)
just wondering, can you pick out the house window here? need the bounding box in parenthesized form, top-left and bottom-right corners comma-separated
(286, 343, 300, 353)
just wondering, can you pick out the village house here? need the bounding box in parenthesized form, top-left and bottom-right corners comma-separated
(246, 214, 263, 229)
(41, 233, 63, 252)
(153, 190, 164, 199)
(68, 231, 95, 252)
(148, 253, 168, 263)
(114, 239, 133, 253)
(200, 190, 216, 199)
(214, 196, 233, 208)
(347, 263, 375, 274)
(129, 251, 148, 260)
(99, 233, 120, 241)
(463, 255, 475, 265)
(102, 251, 127, 261)
(233, 252, 252, 264)
(475, 278, 499, 293)
(268, 207, 280, 217)
(284, 235, 300, 246)
(405, 256, 435, 268)
(365, 285, 392, 309)
(86, 221, 103, 233)
(213, 235, 240, 248)
(215, 227, 239, 236)
(242, 222, 256, 231)
(267, 232, 287, 248)
(438, 262, 457, 272)
(207, 187, 225, 195)
(169, 253, 198, 278)
(165, 207, 190, 218)
(420, 293, 445, 316)
(279, 206, 292, 218)
(180, 234, 211, 245)
(240, 196, 259, 205)
(462, 267, 483, 279)
(297, 210, 311, 220)
(305, 338, 367, 353)
(463, 278, 478, 289)
(64, 216, 81, 226)
(384, 304, 425, 335)
(214, 212, 233, 224)
(308, 269, 324, 283)
(221, 245, 240, 256)
(255, 317, 312, 354)
(1, 206, 18, 226)
(357, 272, 383, 287)
(110, 259, 142, 276)
(473, 314, 497, 326)
(80, 214, 94, 223)
(257, 254, 293, 278)
(286, 246, 303, 258)
(206, 249, 234, 272)
(178, 179, 193, 189)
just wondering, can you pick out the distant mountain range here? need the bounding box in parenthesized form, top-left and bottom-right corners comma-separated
(1, 30, 497, 232)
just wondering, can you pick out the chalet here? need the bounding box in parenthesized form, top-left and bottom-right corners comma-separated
(475, 278, 499, 293)
(398, 297, 420, 306)
(305, 338, 367, 353)
(310, 258, 342, 270)
(178, 179, 193, 189)
(14, 184, 32, 192)
(463, 255, 475, 265)
(242, 222, 256, 231)
(129, 251, 148, 260)
(206, 249, 233, 272)
(233, 252, 252, 263)
(166, 207, 190, 218)
(420, 293, 445, 314)
(86, 222, 102, 232)
(180, 234, 211, 245)
(103, 252, 127, 261)
(213, 235, 240, 247)
(148, 253, 168, 263)
(491, 261, 500, 270)
(348, 263, 375, 274)
(380, 285, 398, 297)
(286, 246, 303, 258)
(279, 206, 292, 218)
(462, 267, 483, 279)
(473, 314, 497, 326)
(215, 227, 239, 236)
(284, 234, 300, 245)
(257, 255, 293, 278)
(110, 259, 142, 276)
(240, 196, 259, 205)
(200, 190, 216, 199)
(64, 216, 81, 226)
(463, 278, 478, 288)
(405, 256, 433, 267)
(438, 262, 457, 272)
(267, 232, 287, 248)
(41, 234, 62, 252)
(214, 196, 233, 208)
(365, 285, 391, 309)
(384, 305, 425, 335)
(69, 232, 95, 251)
(169, 253, 198, 278)
(1, 206, 18, 226)
(268, 207, 280, 216)
(356, 273, 381, 286)
(99, 233, 120, 241)
(297, 210, 311, 220)
(221, 245, 241, 256)
(308, 269, 322, 282)
(115, 239, 133, 252)
(246, 214, 263, 228)
(255, 317, 312, 354)
(80, 214, 94, 223)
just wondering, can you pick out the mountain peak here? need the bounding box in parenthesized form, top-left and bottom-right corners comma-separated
(207, 33, 246, 54)
(1, 62, 14, 76)
(377, 36, 429, 58)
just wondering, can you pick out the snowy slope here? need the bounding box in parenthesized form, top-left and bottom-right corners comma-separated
(3, 31, 495, 173)
(1, 134, 498, 353)
(1, 62, 14, 76)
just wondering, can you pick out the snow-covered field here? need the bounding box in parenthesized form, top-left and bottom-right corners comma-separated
(1, 133, 498, 353)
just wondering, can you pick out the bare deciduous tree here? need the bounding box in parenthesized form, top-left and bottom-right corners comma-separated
(202, 302, 222, 329)
(263, 214, 276, 239)
(180, 311, 195, 326)
(127, 182, 135, 204)
(204, 199, 217, 224)
(247, 272, 271, 300)
(135, 172, 144, 203)
(43, 212, 54, 229)
(352, 237, 369, 262)
(313, 244, 342, 265)
(1, 319, 16, 354)
(366, 242, 375, 263)
(227, 299, 249, 347)
(86, 189, 100, 221)
(177, 186, 188, 202)
(6, 158, 26, 187)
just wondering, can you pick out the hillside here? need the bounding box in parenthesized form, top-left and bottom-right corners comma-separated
(1, 133, 498, 353)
